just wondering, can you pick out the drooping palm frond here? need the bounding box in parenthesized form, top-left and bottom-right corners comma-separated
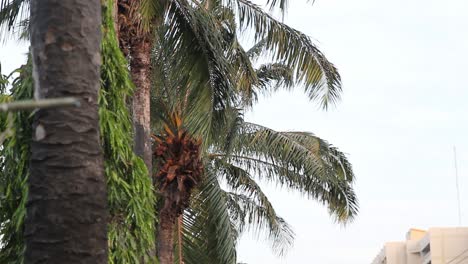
(212, 158, 295, 255)
(177, 166, 238, 264)
(179, 117, 357, 259)
(229, 40, 259, 105)
(219, 121, 358, 223)
(0, 0, 28, 41)
(226, 193, 293, 254)
(225, 0, 341, 109)
(255, 62, 293, 95)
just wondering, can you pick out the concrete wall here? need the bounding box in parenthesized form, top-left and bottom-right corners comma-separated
(371, 227, 468, 264)
(385, 242, 407, 264)
(429, 227, 468, 264)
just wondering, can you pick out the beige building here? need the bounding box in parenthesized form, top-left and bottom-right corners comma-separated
(371, 227, 468, 264)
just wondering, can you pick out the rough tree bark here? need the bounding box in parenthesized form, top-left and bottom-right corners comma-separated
(117, 0, 153, 174)
(157, 206, 176, 264)
(130, 39, 152, 173)
(26, 1, 108, 263)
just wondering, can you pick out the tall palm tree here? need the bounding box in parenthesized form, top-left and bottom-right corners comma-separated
(26, 0, 108, 263)
(149, 5, 357, 262)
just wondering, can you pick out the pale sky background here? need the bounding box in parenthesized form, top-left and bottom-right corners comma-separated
(1, 0, 468, 263)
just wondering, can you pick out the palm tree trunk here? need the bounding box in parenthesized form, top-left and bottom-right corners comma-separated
(130, 38, 153, 173)
(177, 215, 184, 264)
(117, 0, 153, 174)
(26, 0, 108, 263)
(157, 203, 177, 264)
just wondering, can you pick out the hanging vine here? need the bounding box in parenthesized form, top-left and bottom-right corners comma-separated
(101, 1, 156, 262)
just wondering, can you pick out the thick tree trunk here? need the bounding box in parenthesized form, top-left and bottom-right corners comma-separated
(26, 1, 108, 263)
(130, 39, 153, 174)
(157, 204, 176, 264)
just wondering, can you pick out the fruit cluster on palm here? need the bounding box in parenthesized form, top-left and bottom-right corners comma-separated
(0, 0, 358, 263)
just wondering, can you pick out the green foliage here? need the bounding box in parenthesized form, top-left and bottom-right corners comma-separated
(0, 60, 32, 264)
(0, 0, 29, 41)
(229, 0, 341, 108)
(101, 1, 156, 263)
(212, 158, 294, 255)
(220, 122, 358, 223)
(176, 167, 238, 264)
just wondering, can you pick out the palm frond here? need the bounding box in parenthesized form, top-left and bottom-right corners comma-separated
(212, 158, 295, 255)
(139, 0, 166, 31)
(245, 38, 267, 60)
(150, 0, 238, 147)
(226, 193, 293, 255)
(0, 0, 29, 42)
(220, 121, 358, 222)
(255, 62, 294, 95)
(227, 0, 341, 109)
(179, 167, 238, 264)
(231, 42, 259, 105)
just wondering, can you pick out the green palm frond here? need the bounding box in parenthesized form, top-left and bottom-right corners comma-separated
(228, 0, 341, 109)
(255, 62, 294, 95)
(222, 121, 358, 222)
(178, 167, 238, 264)
(231, 42, 259, 104)
(212, 158, 294, 255)
(245, 38, 267, 60)
(226, 193, 293, 255)
(0, 0, 28, 41)
(0, 62, 8, 92)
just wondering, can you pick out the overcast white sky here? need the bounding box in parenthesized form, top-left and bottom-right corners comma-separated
(1, 0, 468, 263)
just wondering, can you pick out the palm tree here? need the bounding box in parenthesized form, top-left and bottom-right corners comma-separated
(26, 0, 108, 263)
(149, 5, 357, 262)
